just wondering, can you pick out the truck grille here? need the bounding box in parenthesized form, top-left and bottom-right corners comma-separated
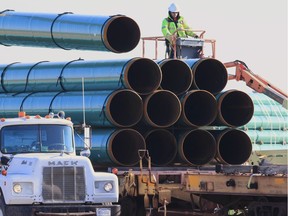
(42, 167, 86, 202)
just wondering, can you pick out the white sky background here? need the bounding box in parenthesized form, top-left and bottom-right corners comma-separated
(0, 0, 287, 93)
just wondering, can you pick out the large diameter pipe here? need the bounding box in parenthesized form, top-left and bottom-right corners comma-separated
(253, 104, 288, 116)
(0, 10, 140, 53)
(245, 130, 288, 145)
(184, 58, 228, 94)
(144, 129, 177, 166)
(213, 90, 254, 127)
(241, 115, 287, 130)
(177, 129, 216, 166)
(0, 89, 143, 127)
(0, 58, 161, 95)
(178, 90, 217, 127)
(142, 90, 181, 128)
(157, 59, 193, 95)
(75, 129, 146, 167)
(210, 129, 252, 165)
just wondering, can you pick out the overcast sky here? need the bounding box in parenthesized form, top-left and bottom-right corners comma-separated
(1, 0, 287, 93)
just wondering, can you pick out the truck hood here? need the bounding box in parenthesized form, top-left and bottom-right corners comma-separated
(6, 153, 93, 174)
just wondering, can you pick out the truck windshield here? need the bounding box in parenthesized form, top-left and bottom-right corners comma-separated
(0, 125, 74, 154)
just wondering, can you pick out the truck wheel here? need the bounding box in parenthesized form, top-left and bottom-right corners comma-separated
(0, 191, 6, 216)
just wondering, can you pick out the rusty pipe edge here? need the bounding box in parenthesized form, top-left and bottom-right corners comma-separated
(210, 129, 252, 165)
(143, 90, 181, 128)
(214, 90, 254, 127)
(123, 58, 162, 95)
(105, 89, 143, 127)
(179, 90, 217, 127)
(189, 58, 228, 94)
(102, 15, 141, 53)
(157, 59, 193, 95)
(177, 129, 216, 166)
(107, 129, 146, 166)
(144, 129, 177, 166)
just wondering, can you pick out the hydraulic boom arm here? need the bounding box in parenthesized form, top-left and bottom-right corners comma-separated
(225, 60, 288, 109)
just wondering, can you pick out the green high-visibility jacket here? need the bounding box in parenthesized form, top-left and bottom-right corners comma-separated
(162, 16, 195, 42)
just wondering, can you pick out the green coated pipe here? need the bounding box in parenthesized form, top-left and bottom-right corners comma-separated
(75, 129, 146, 167)
(0, 58, 162, 95)
(253, 104, 287, 116)
(245, 130, 288, 144)
(176, 129, 216, 166)
(0, 10, 140, 53)
(184, 58, 228, 95)
(213, 90, 254, 127)
(0, 89, 143, 127)
(157, 59, 193, 95)
(209, 129, 252, 165)
(241, 116, 287, 130)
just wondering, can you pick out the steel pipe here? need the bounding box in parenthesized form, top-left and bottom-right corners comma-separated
(157, 59, 193, 95)
(142, 90, 181, 128)
(213, 90, 254, 127)
(144, 129, 177, 166)
(0, 89, 143, 127)
(253, 104, 288, 116)
(245, 130, 288, 145)
(0, 58, 161, 95)
(184, 58, 228, 94)
(241, 116, 288, 130)
(177, 129, 216, 166)
(178, 90, 217, 127)
(210, 129, 252, 165)
(0, 10, 140, 53)
(75, 129, 146, 167)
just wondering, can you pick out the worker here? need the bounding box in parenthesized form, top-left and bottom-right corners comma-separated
(161, 3, 198, 58)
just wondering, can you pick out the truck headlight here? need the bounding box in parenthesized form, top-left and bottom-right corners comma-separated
(104, 182, 113, 192)
(12, 182, 33, 195)
(13, 184, 22, 193)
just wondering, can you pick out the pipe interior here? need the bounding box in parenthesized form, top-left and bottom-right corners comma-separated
(160, 60, 192, 95)
(182, 130, 216, 165)
(109, 90, 143, 127)
(193, 59, 227, 94)
(221, 91, 254, 127)
(127, 59, 161, 95)
(218, 130, 252, 165)
(111, 130, 145, 166)
(146, 91, 181, 127)
(184, 91, 217, 126)
(106, 16, 140, 53)
(145, 130, 177, 166)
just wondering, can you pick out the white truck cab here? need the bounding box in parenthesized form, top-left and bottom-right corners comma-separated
(0, 112, 120, 216)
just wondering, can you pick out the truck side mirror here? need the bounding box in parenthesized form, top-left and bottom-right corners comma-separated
(1, 156, 10, 165)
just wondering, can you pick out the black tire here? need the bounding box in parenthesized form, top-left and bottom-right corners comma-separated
(120, 196, 137, 216)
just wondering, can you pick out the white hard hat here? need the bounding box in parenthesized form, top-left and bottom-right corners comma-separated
(168, 3, 180, 13)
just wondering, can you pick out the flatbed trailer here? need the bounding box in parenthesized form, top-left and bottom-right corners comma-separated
(115, 164, 287, 215)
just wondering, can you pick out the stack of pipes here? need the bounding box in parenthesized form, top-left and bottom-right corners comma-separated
(0, 10, 255, 168)
(240, 93, 288, 164)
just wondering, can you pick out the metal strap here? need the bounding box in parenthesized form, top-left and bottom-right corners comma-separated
(23, 61, 49, 92)
(1, 62, 20, 93)
(48, 91, 65, 114)
(19, 92, 36, 112)
(50, 12, 73, 50)
(56, 58, 84, 91)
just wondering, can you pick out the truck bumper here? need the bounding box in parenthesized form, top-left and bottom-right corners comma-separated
(6, 204, 121, 216)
